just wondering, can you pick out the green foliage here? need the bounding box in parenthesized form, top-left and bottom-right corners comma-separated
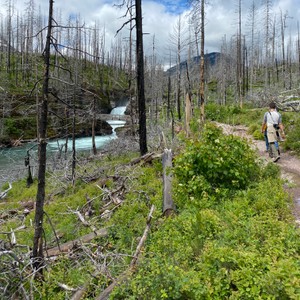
(4, 118, 22, 137)
(112, 176, 299, 299)
(37, 257, 96, 300)
(205, 103, 300, 157)
(248, 123, 265, 141)
(173, 122, 260, 205)
(261, 160, 281, 179)
(205, 103, 266, 128)
(281, 112, 300, 155)
(1, 102, 300, 299)
(4, 117, 37, 139)
(111, 118, 299, 300)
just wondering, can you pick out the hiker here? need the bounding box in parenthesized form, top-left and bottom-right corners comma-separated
(261, 102, 286, 162)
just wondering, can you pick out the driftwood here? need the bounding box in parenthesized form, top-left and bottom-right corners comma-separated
(45, 228, 108, 257)
(94, 205, 155, 300)
(162, 149, 175, 216)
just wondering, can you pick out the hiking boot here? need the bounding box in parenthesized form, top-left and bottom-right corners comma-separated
(273, 156, 280, 162)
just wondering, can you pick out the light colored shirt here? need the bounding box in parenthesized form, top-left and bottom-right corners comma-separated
(263, 110, 282, 126)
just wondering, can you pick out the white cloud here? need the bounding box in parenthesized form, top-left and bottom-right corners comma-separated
(3, 0, 300, 64)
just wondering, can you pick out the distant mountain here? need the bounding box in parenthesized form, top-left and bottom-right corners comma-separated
(166, 52, 221, 76)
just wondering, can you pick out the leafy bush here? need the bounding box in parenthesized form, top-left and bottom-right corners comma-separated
(4, 117, 37, 139)
(173, 122, 260, 205)
(4, 118, 22, 137)
(205, 103, 242, 123)
(282, 113, 300, 155)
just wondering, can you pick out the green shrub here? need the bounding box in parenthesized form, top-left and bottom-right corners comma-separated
(282, 114, 300, 154)
(4, 118, 22, 137)
(173, 122, 260, 205)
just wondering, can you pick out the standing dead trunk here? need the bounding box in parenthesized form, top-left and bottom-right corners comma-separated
(185, 92, 192, 137)
(162, 149, 175, 216)
(135, 0, 148, 155)
(199, 0, 205, 123)
(236, 0, 243, 107)
(32, 0, 53, 276)
(92, 96, 97, 155)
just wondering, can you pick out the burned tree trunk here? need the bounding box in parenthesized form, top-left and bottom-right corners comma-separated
(199, 0, 205, 123)
(135, 0, 148, 156)
(162, 149, 175, 216)
(32, 0, 53, 275)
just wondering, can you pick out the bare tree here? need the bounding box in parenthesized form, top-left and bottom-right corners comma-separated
(168, 16, 188, 121)
(32, 0, 53, 276)
(199, 0, 205, 123)
(236, 0, 243, 107)
(263, 0, 273, 90)
(245, 0, 258, 97)
(298, 22, 300, 77)
(5, 0, 14, 73)
(135, 0, 148, 155)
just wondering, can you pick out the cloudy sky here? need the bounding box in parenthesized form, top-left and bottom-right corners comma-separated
(6, 0, 300, 65)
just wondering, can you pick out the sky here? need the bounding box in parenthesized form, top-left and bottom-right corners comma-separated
(4, 0, 300, 65)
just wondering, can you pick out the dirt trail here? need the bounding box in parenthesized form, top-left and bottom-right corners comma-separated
(217, 123, 300, 226)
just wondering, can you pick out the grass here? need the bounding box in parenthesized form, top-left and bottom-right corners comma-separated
(0, 102, 300, 299)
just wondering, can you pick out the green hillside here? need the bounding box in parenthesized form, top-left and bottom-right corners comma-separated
(0, 106, 299, 299)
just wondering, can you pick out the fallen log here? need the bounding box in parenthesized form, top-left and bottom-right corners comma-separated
(45, 227, 108, 257)
(94, 205, 155, 300)
(129, 152, 162, 166)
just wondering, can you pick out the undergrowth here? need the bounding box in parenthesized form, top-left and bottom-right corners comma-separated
(110, 123, 300, 300)
(205, 102, 300, 157)
(0, 121, 299, 299)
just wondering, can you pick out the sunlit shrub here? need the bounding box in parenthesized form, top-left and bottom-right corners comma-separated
(173, 122, 260, 205)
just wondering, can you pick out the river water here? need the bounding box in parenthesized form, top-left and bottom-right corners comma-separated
(0, 106, 127, 188)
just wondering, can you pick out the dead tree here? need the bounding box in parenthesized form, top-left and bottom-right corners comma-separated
(115, 0, 148, 155)
(32, 0, 54, 276)
(135, 0, 148, 155)
(162, 149, 175, 216)
(199, 0, 205, 123)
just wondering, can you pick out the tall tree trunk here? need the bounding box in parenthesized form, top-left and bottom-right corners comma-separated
(167, 75, 171, 120)
(72, 94, 76, 186)
(199, 0, 205, 123)
(92, 96, 97, 155)
(176, 16, 182, 121)
(280, 10, 286, 88)
(264, 0, 271, 90)
(135, 0, 148, 155)
(298, 22, 300, 77)
(32, 0, 53, 275)
(236, 0, 243, 107)
(6, 0, 12, 73)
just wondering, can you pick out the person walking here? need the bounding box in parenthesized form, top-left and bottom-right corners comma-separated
(261, 102, 286, 162)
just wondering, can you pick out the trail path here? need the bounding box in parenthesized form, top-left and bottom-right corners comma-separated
(217, 123, 300, 226)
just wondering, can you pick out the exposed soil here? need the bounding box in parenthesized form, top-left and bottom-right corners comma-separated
(217, 123, 300, 226)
